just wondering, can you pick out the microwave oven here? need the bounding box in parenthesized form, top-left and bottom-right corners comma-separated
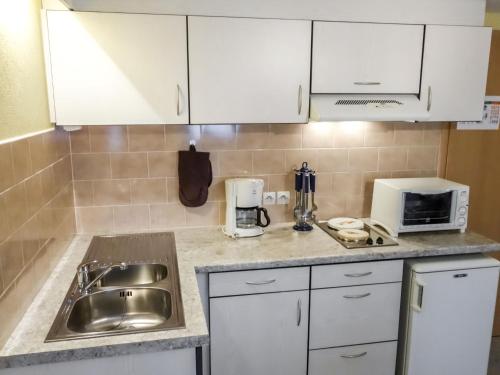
(370, 178, 469, 237)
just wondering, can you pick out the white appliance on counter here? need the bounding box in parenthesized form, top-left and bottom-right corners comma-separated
(224, 178, 270, 238)
(370, 177, 469, 237)
(397, 254, 500, 375)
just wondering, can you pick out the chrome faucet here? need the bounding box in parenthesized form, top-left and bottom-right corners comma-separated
(77, 260, 128, 294)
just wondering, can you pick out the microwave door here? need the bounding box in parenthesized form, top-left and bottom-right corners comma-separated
(402, 191, 454, 226)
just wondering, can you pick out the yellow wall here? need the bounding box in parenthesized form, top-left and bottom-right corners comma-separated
(0, 0, 52, 142)
(486, 12, 500, 30)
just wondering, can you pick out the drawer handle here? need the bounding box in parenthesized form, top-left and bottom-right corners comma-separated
(344, 272, 373, 278)
(297, 298, 302, 326)
(343, 292, 371, 299)
(340, 351, 367, 359)
(354, 81, 381, 85)
(245, 279, 276, 286)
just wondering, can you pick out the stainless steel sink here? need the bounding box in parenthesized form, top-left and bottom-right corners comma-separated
(87, 264, 168, 287)
(46, 232, 185, 342)
(67, 288, 172, 333)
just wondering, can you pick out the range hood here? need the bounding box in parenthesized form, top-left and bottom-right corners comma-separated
(310, 94, 430, 122)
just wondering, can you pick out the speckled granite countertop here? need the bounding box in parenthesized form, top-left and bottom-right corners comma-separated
(1, 223, 499, 369)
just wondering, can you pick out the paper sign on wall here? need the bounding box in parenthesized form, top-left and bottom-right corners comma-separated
(457, 97, 500, 130)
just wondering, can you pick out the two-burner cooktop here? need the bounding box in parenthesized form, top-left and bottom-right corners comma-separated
(316, 221, 398, 249)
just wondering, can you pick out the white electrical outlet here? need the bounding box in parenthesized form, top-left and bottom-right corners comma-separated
(263, 192, 276, 205)
(277, 191, 290, 205)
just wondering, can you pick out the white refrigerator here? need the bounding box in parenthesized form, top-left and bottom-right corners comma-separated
(398, 254, 500, 375)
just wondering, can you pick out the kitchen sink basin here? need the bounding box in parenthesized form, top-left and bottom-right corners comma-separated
(45, 232, 185, 342)
(67, 288, 172, 333)
(87, 264, 168, 287)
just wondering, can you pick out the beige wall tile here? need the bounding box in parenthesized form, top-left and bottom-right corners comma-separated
(265, 205, 291, 224)
(28, 134, 50, 173)
(53, 156, 72, 188)
(379, 148, 408, 171)
(76, 206, 114, 234)
(54, 128, 70, 159)
(332, 123, 365, 148)
(208, 177, 226, 202)
(185, 202, 219, 226)
(362, 171, 392, 197)
(316, 149, 348, 173)
(90, 126, 128, 152)
(92, 180, 131, 206)
(148, 151, 177, 178)
(345, 194, 367, 217)
(131, 178, 167, 204)
(268, 124, 302, 149)
(25, 173, 44, 217)
(11, 139, 32, 184)
(253, 150, 286, 175)
(150, 203, 186, 229)
(0, 239, 23, 289)
(219, 151, 252, 176)
(0, 196, 10, 244)
(69, 127, 90, 153)
(0, 143, 14, 193)
(167, 178, 180, 202)
(407, 147, 439, 170)
(3, 183, 29, 234)
(40, 166, 57, 204)
(110, 153, 148, 179)
(302, 123, 334, 148)
(315, 173, 333, 196)
(364, 123, 395, 147)
(113, 205, 150, 233)
(391, 170, 423, 178)
(198, 125, 236, 150)
(72, 153, 111, 180)
(165, 125, 201, 151)
(332, 172, 363, 197)
(285, 150, 318, 172)
(268, 174, 293, 192)
(423, 123, 444, 145)
(128, 125, 165, 152)
(315, 195, 346, 220)
(348, 148, 379, 172)
(20, 217, 41, 265)
(394, 124, 424, 145)
(236, 124, 269, 149)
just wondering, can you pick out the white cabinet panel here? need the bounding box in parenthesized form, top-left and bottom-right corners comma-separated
(311, 260, 403, 289)
(309, 341, 397, 375)
(47, 11, 189, 125)
(210, 290, 309, 375)
(0, 349, 196, 375)
(421, 25, 492, 121)
(188, 17, 311, 124)
(209, 267, 309, 297)
(312, 22, 423, 94)
(309, 283, 401, 349)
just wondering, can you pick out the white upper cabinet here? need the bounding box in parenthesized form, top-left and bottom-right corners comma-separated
(188, 17, 311, 124)
(312, 22, 424, 94)
(421, 26, 492, 122)
(46, 11, 189, 125)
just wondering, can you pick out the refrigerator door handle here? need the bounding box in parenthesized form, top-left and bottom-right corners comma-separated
(411, 278, 425, 312)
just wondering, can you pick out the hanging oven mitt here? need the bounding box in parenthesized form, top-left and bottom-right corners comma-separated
(178, 144, 212, 207)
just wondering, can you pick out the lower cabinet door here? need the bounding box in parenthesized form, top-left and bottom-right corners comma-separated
(309, 341, 398, 375)
(210, 290, 309, 375)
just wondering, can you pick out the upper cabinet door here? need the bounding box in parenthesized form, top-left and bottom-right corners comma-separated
(47, 12, 189, 125)
(421, 26, 492, 122)
(188, 17, 311, 124)
(312, 22, 424, 94)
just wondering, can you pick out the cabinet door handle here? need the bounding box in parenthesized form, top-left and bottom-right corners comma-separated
(411, 279, 425, 312)
(298, 85, 303, 116)
(343, 292, 371, 299)
(177, 84, 181, 116)
(354, 81, 381, 86)
(297, 298, 302, 326)
(340, 351, 367, 359)
(245, 279, 276, 286)
(344, 272, 373, 278)
(427, 86, 432, 112)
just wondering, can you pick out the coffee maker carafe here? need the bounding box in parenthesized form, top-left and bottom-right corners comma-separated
(224, 179, 270, 238)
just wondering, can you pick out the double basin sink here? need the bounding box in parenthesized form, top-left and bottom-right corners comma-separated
(46, 232, 185, 342)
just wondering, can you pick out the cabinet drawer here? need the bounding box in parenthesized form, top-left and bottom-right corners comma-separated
(209, 267, 309, 297)
(311, 260, 403, 289)
(309, 341, 397, 375)
(309, 283, 401, 349)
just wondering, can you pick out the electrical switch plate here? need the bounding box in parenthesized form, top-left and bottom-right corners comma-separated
(263, 192, 276, 205)
(277, 191, 290, 205)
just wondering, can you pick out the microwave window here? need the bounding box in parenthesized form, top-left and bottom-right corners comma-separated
(403, 191, 453, 226)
